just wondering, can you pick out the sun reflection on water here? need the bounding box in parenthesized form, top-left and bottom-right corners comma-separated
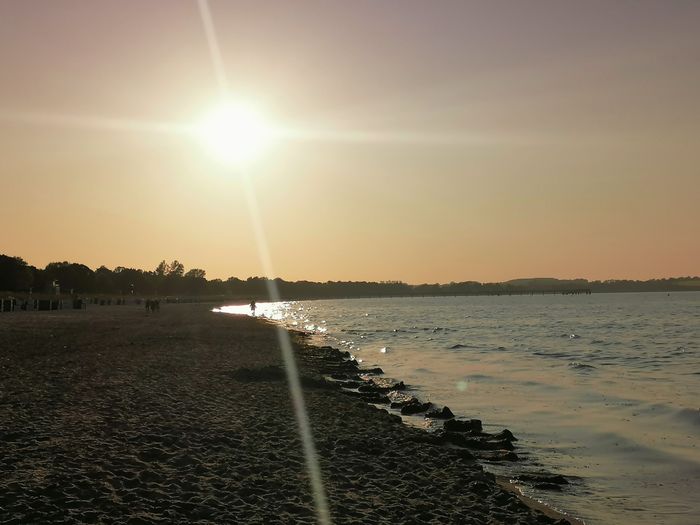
(214, 301, 328, 334)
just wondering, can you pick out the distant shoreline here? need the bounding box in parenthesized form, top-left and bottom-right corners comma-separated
(2, 254, 698, 302)
(2, 288, 698, 311)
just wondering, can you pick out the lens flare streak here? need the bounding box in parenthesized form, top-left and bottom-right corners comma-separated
(0, 109, 190, 136)
(196, 1, 331, 523)
(277, 126, 507, 146)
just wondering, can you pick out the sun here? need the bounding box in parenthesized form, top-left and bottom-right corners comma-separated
(196, 101, 272, 165)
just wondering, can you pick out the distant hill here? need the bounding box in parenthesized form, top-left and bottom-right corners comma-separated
(505, 278, 589, 288)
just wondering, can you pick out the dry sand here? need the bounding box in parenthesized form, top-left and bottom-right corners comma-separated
(0, 304, 571, 524)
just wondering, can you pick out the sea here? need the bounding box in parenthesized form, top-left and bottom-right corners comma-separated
(218, 292, 700, 524)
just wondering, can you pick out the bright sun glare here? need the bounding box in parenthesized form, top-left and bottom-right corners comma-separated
(196, 101, 272, 165)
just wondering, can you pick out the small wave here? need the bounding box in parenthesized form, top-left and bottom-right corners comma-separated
(467, 374, 492, 381)
(534, 351, 575, 359)
(448, 343, 473, 349)
(569, 361, 596, 370)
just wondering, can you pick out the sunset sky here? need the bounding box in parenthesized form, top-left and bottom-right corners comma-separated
(1, 1, 698, 283)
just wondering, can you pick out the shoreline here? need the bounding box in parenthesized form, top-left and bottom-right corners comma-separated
(2, 304, 574, 523)
(285, 323, 582, 525)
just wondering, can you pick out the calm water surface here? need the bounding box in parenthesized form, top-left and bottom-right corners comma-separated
(220, 292, 700, 524)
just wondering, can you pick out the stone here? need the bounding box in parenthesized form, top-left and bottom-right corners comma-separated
(443, 419, 482, 433)
(493, 429, 517, 442)
(425, 406, 455, 419)
(400, 400, 433, 415)
(514, 472, 568, 485)
(358, 380, 405, 393)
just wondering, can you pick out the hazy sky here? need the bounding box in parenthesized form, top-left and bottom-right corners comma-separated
(1, 1, 698, 283)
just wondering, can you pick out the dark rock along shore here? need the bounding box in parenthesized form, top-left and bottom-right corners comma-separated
(0, 305, 571, 524)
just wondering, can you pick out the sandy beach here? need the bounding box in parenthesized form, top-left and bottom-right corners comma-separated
(0, 304, 571, 524)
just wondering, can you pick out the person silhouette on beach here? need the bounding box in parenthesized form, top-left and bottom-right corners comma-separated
(250, 299, 256, 316)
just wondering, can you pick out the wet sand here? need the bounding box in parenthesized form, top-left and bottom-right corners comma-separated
(0, 304, 570, 524)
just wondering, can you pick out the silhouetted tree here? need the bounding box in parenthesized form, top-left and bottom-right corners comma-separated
(114, 266, 154, 296)
(184, 268, 206, 279)
(167, 260, 185, 278)
(3, 253, 700, 298)
(94, 266, 115, 294)
(0, 255, 33, 292)
(44, 262, 94, 293)
(154, 260, 169, 277)
(183, 268, 207, 294)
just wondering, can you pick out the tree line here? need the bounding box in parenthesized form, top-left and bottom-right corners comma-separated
(1, 254, 699, 299)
